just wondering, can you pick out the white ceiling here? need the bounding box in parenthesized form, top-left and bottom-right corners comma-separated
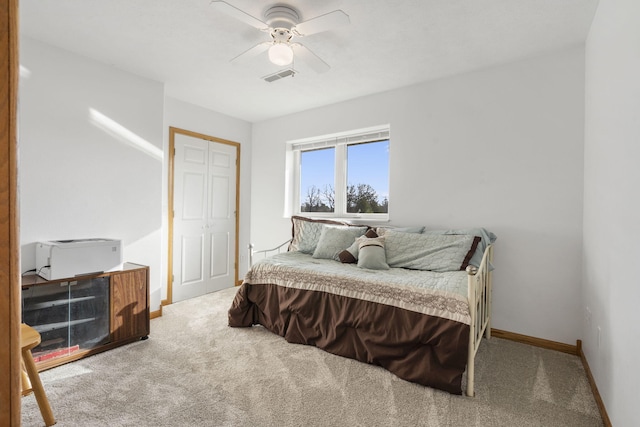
(19, 0, 598, 123)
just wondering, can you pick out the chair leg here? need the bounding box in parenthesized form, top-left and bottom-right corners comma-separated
(22, 349, 56, 426)
(21, 359, 33, 397)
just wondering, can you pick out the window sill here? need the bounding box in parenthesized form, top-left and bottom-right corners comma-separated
(292, 213, 390, 224)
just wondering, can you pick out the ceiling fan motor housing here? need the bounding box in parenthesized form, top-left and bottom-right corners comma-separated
(264, 5, 300, 30)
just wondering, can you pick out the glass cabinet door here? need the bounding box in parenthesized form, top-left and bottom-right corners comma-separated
(22, 277, 110, 363)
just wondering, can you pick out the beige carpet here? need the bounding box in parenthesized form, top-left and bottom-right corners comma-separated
(22, 286, 603, 426)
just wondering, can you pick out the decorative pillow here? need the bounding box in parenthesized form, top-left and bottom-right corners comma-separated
(375, 226, 425, 236)
(312, 226, 368, 260)
(356, 236, 389, 270)
(384, 230, 479, 272)
(422, 228, 497, 268)
(338, 229, 378, 263)
(288, 216, 347, 254)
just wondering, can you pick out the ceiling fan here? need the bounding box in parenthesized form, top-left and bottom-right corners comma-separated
(211, 1, 350, 73)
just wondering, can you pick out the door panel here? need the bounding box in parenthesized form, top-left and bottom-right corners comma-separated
(182, 172, 206, 220)
(211, 149, 230, 168)
(210, 175, 230, 219)
(180, 235, 204, 285)
(184, 145, 207, 164)
(210, 231, 229, 278)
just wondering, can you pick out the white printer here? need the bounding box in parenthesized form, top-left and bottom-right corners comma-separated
(35, 238, 123, 280)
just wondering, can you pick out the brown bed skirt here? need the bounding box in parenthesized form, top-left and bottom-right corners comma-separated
(228, 282, 470, 394)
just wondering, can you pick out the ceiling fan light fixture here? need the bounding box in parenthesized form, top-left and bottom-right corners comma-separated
(268, 43, 293, 66)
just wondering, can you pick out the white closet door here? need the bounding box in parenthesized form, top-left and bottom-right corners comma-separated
(173, 133, 237, 302)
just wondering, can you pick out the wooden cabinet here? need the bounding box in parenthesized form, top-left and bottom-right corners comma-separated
(21, 263, 150, 371)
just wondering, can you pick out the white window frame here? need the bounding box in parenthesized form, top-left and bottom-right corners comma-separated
(286, 125, 390, 221)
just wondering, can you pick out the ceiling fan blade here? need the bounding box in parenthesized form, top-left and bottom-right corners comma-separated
(210, 0, 269, 31)
(292, 44, 330, 73)
(231, 42, 271, 64)
(292, 10, 350, 37)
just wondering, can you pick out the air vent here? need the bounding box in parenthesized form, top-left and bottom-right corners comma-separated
(263, 68, 296, 82)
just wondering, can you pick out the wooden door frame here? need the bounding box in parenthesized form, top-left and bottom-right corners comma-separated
(0, 0, 21, 424)
(165, 126, 241, 306)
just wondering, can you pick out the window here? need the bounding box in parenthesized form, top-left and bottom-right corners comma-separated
(346, 141, 389, 214)
(300, 147, 335, 213)
(288, 126, 390, 219)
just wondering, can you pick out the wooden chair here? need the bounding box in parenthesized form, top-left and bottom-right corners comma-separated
(21, 324, 56, 426)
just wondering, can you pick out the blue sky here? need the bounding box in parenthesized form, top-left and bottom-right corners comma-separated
(300, 140, 389, 202)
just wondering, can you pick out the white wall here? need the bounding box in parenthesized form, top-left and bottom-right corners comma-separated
(252, 48, 585, 345)
(162, 97, 253, 299)
(19, 37, 165, 311)
(583, 0, 640, 425)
